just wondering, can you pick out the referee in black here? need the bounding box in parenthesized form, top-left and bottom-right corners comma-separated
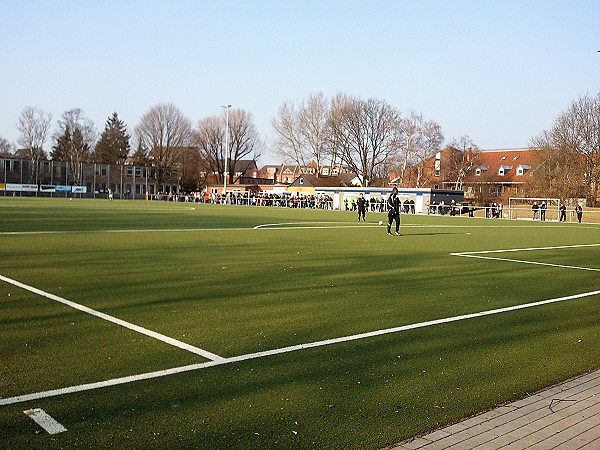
(387, 187, 401, 235)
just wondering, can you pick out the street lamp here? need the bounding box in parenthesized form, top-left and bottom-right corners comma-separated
(221, 104, 231, 195)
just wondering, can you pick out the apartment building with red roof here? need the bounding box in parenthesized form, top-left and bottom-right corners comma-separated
(393, 147, 542, 203)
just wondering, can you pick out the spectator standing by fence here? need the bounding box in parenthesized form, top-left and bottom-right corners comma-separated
(532, 202, 539, 220)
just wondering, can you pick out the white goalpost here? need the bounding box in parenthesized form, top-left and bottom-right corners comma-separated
(508, 197, 560, 221)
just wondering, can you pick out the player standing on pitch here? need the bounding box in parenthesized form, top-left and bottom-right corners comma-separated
(356, 193, 367, 221)
(387, 187, 401, 235)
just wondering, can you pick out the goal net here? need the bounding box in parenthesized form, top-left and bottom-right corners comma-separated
(508, 197, 560, 221)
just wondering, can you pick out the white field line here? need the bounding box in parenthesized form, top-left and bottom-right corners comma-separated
(0, 274, 224, 362)
(2, 288, 599, 406)
(451, 254, 600, 272)
(253, 223, 600, 230)
(2, 240, 598, 407)
(2, 223, 599, 236)
(451, 243, 600, 272)
(23, 408, 67, 434)
(0, 228, 251, 236)
(452, 243, 600, 255)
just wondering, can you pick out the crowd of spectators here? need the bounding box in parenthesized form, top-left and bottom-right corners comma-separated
(153, 190, 516, 221)
(154, 191, 336, 209)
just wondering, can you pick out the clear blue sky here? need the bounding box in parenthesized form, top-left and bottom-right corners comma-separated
(1, 0, 599, 163)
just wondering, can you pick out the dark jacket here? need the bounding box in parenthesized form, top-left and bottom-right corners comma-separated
(387, 194, 401, 215)
(356, 197, 367, 211)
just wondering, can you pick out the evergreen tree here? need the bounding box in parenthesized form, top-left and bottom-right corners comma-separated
(131, 141, 150, 166)
(93, 112, 130, 164)
(51, 126, 72, 161)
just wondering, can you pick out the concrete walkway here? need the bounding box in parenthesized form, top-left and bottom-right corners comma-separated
(392, 369, 600, 449)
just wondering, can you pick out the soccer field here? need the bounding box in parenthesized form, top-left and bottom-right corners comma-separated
(1, 198, 599, 449)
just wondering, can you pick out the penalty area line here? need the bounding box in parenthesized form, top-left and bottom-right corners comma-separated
(451, 254, 600, 272)
(2, 288, 599, 407)
(0, 274, 225, 362)
(451, 243, 600, 272)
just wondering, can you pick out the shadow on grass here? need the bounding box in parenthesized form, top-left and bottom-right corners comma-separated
(2, 301, 598, 450)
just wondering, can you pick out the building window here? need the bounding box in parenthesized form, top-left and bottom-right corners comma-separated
(498, 165, 512, 176)
(476, 166, 489, 176)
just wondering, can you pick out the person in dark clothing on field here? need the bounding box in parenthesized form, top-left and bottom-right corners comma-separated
(356, 193, 367, 221)
(540, 201, 547, 221)
(387, 187, 401, 235)
(559, 203, 567, 222)
(576, 204, 583, 222)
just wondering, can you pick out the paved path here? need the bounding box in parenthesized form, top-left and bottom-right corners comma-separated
(392, 369, 600, 449)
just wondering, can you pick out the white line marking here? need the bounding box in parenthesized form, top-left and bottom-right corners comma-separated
(23, 408, 67, 434)
(451, 243, 600, 255)
(451, 254, 600, 272)
(0, 274, 224, 362)
(253, 221, 342, 229)
(2, 223, 598, 235)
(451, 243, 600, 272)
(0, 227, 250, 236)
(2, 288, 598, 406)
(254, 223, 600, 230)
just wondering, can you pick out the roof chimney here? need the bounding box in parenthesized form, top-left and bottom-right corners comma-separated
(466, 147, 473, 162)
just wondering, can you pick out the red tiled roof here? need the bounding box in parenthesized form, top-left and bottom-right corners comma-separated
(467, 149, 542, 183)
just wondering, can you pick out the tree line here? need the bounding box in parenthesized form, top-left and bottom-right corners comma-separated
(0, 104, 262, 189)
(0, 95, 450, 189)
(0, 91, 598, 203)
(526, 92, 600, 205)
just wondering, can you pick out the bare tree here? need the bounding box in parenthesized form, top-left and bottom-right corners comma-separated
(392, 112, 444, 186)
(447, 135, 479, 189)
(195, 108, 261, 184)
(272, 92, 332, 173)
(417, 121, 444, 186)
(226, 108, 261, 183)
(329, 94, 399, 187)
(0, 136, 14, 155)
(56, 108, 97, 151)
(50, 108, 97, 183)
(195, 116, 225, 183)
(272, 101, 306, 166)
(135, 103, 193, 184)
(17, 106, 52, 160)
(297, 92, 330, 173)
(528, 92, 600, 205)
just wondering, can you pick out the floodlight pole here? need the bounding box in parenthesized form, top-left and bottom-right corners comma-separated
(222, 105, 231, 196)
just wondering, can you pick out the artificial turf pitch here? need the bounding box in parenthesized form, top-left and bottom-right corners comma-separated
(0, 197, 598, 449)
